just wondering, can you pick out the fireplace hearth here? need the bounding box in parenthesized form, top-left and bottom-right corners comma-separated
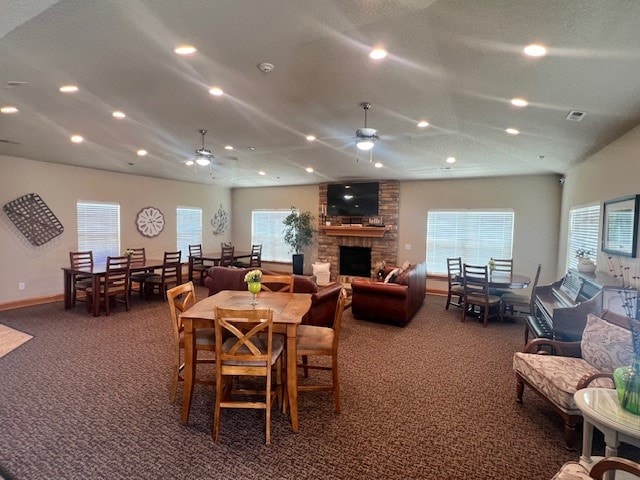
(339, 246, 371, 278)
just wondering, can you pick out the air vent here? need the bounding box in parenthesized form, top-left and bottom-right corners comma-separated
(4, 81, 27, 89)
(566, 110, 586, 122)
(0, 138, 20, 145)
(437, 166, 452, 171)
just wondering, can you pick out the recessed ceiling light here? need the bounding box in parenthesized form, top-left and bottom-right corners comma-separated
(258, 170, 266, 176)
(248, 147, 256, 151)
(306, 167, 314, 173)
(70, 135, 84, 143)
(417, 120, 429, 128)
(510, 98, 529, 107)
(446, 157, 456, 164)
(523, 44, 547, 57)
(506, 128, 520, 135)
(209, 87, 224, 96)
(224, 145, 233, 150)
(174, 45, 196, 55)
(185, 160, 194, 166)
(374, 162, 383, 168)
(306, 135, 316, 141)
(112, 111, 126, 119)
(137, 149, 147, 156)
(59, 85, 78, 93)
(1, 106, 18, 114)
(369, 47, 388, 60)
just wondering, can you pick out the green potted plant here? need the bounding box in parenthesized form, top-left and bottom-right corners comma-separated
(282, 207, 315, 274)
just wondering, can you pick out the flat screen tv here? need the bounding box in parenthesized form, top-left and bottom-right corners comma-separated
(327, 182, 379, 216)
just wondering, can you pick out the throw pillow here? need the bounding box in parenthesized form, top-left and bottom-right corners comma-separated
(401, 260, 411, 271)
(384, 267, 402, 283)
(581, 313, 634, 372)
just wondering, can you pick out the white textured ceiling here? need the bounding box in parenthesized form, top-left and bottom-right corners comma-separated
(1, 0, 640, 187)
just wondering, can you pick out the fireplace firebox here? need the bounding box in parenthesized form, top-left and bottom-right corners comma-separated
(339, 246, 371, 278)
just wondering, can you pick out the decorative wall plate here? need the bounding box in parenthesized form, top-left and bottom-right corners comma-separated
(3, 193, 64, 246)
(136, 206, 165, 237)
(211, 204, 229, 235)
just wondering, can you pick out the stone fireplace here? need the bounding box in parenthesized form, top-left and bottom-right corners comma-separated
(317, 180, 399, 281)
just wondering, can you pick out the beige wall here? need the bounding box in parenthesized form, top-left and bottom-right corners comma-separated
(0, 155, 230, 303)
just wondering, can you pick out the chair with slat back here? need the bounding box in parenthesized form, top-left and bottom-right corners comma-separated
(500, 263, 542, 322)
(462, 264, 501, 327)
(446, 257, 464, 310)
(219, 244, 234, 267)
(189, 244, 209, 285)
(296, 289, 347, 413)
(145, 251, 181, 301)
(128, 247, 150, 298)
(235, 244, 263, 268)
(213, 307, 283, 444)
(166, 282, 215, 405)
(491, 258, 513, 273)
(260, 274, 293, 293)
(86, 255, 130, 316)
(69, 251, 93, 307)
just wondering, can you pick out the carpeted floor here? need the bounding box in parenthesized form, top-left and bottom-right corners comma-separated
(1, 290, 638, 479)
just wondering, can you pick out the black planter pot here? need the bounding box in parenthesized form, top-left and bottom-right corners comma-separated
(292, 254, 304, 275)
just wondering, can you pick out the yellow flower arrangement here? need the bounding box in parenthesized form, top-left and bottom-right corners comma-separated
(244, 269, 262, 283)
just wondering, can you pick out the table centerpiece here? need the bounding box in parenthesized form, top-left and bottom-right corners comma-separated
(245, 269, 262, 305)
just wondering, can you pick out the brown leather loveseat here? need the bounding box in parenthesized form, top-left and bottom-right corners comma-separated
(204, 266, 343, 327)
(351, 261, 427, 326)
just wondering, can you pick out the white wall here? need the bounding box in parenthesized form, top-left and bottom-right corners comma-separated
(0, 155, 230, 303)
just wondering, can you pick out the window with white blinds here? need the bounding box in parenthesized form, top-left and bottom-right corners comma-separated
(77, 201, 120, 265)
(567, 204, 601, 270)
(426, 209, 514, 275)
(251, 210, 290, 262)
(177, 207, 202, 258)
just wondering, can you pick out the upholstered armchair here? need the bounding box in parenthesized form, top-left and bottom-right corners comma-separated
(552, 457, 640, 479)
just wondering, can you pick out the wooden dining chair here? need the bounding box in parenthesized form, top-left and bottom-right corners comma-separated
(128, 247, 150, 298)
(260, 274, 294, 293)
(166, 282, 215, 405)
(295, 289, 347, 413)
(69, 251, 93, 307)
(188, 244, 209, 285)
(86, 255, 130, 316)
(500, 263, 542, 321)
(446, 257, 464, 310)
(145, 251, 181, 301)
(213, 307, 284, 445)
(461, 264, 502, 327)
(235, 244, 262, 268)
(491, 258, 513, 273)
(219, 244, 234, 267)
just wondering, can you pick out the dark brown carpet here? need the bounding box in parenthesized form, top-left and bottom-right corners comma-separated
(1, 290, 638, 479)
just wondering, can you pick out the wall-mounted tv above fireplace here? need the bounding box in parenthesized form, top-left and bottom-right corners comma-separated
(327, 181, 379, 216)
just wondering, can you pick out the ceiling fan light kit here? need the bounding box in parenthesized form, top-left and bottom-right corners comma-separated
(355, 102, 379, 158)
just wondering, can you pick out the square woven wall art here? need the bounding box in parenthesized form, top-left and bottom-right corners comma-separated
(3, 193, 64, 246)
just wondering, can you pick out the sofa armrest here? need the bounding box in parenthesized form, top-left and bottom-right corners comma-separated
(523, 339, 582, 357)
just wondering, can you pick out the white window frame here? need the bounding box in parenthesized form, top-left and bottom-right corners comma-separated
(177, 206, 202, 258)
(426, 209, 515, 275)
(567, 203, 601, 270)
(77, 200, 120, 265)
(251, 209, 291, 263)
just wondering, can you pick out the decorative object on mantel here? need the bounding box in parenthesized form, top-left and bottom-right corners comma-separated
(136, 206, 165, 237)
(211, 204, 229, 235)
(607, 255, 640, 414)
(366, 216, 384, 227)
(3, 193, 64, 246)
(283, 207, 315, 275)
(576, 248, 596, 273)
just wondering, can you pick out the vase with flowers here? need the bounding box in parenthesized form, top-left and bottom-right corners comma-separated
(608, 256, 640, 414)
(244, 269, 262, 305)
(576, 248, 596, 273)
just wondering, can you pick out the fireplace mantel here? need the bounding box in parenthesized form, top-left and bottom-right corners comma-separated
(320, 225, 391, 238)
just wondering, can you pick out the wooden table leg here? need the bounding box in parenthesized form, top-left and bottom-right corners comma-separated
(286, 324, 299, 432)
(63, 270, 73, 309)
(180, 320, 196, 424)
(91, 274, 101, 317)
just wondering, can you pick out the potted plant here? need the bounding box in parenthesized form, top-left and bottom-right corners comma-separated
(576, 248, 596, 272)
(282, 207, 316, 274)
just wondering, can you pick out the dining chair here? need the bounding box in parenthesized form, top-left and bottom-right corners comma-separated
(461, 264, 502, 327)
(188, 244, 209, 285)
(491, 258, 513, 273)
(445, 257, 464, 310)
(69, 251, 93, 307)
(500, 263, 542, 321)
(145, 251, 181, 301)
(235, 244, 262, 268)
(166, 282, 215, 405)
(128, 247, 151, 298)
(219, 244, 234, 267)
(86, 255, 130, 316)
(295, 289, 347, 413)
(260, 274, 294, 293)
(213, 307, 284, 445)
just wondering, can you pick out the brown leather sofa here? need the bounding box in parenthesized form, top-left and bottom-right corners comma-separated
(351, 261, 427, 326)
(204, 266, 343, 327)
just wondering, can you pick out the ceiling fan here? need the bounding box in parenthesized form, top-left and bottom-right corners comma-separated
(355, 102, 379, 161)
(186, 129, 237, 171)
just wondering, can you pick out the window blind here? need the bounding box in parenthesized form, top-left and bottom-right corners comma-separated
(77, 201, 120, 265)
(426, 209, 514, 274)
(567, 204, 600, 270)
(177, 207, 202, 257)
(252, 210, 290, 262)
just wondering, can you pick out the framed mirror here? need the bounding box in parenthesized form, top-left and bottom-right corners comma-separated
(602, 195, 640, 258)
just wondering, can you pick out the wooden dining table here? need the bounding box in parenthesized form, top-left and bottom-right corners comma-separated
(455, 271, 530, 289)
(62, 258, 165, 316)
(179, 289, 312, 432)
(187, 251, 252, 282)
